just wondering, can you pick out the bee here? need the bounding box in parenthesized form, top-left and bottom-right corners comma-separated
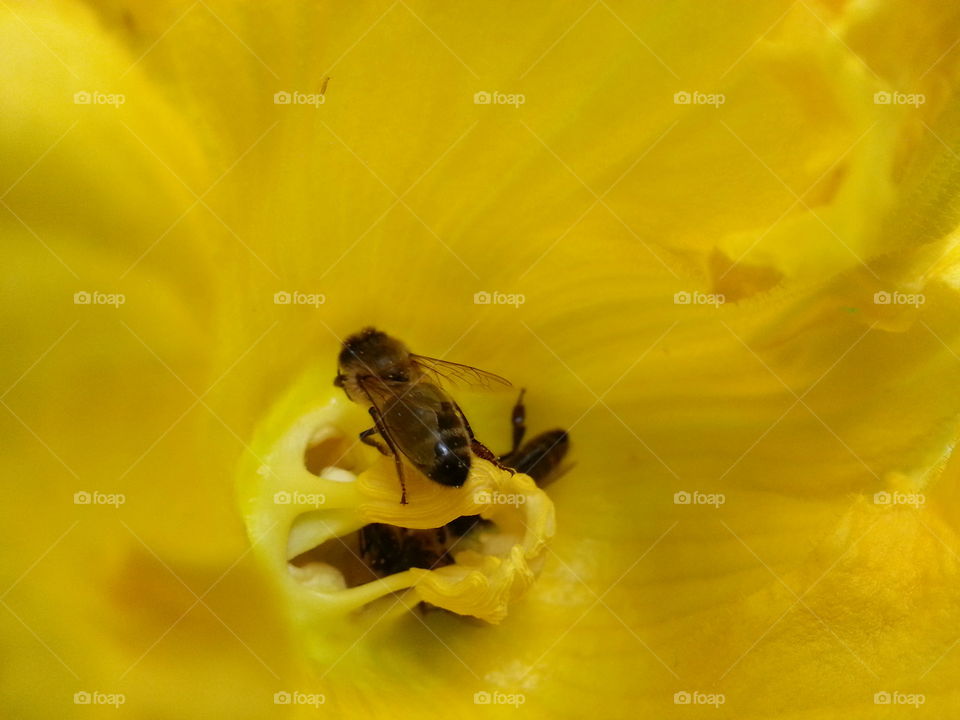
(358, 523, 450, 575)
(334, 327, 510, 504)
(358, 388, 571, 577)
(497, 389, 570, 488)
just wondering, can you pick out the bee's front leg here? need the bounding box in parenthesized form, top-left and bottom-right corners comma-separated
(359, 427, 390, 456)
(453, 401, 515, 474)
(366, 407, 408, 504)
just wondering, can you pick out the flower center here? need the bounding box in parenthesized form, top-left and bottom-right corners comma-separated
(236, 368, 556, 626)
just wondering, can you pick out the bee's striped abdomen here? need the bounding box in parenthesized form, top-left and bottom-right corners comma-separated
(429, 401, 471, 487)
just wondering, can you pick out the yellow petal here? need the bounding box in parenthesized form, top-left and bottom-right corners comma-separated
(6, 0, 960, 718)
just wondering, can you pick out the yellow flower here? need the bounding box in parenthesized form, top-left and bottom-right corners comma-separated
(4, 0, 960, 717)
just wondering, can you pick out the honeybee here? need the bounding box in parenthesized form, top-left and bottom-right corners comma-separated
(358, 387, 571, 578)
(335, 327, 510, 504)
(358, 523, 451, 575)
(497, 389, 570, 488)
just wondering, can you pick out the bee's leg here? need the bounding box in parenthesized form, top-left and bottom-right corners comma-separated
(499, 388, 527, 463)
(359, 427, 390, 456)
(453, 401, 514, 473)
(471, 439, 503, 466)
(367, 406, 408, 504)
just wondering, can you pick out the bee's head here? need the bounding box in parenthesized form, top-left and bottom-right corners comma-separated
(336, 328, 412, 392)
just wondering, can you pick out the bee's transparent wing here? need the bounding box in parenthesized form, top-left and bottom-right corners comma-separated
(356, 374, 410, 447)
(409, 354, 512, 391)
(356, 374, 443, 469)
